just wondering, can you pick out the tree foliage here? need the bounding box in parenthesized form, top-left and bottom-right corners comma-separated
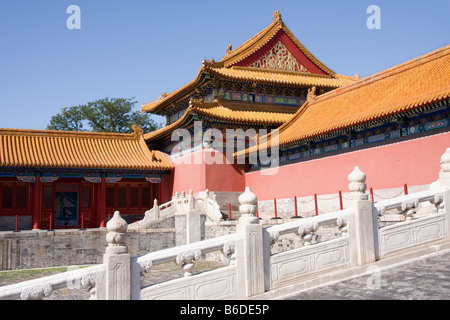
(47, 97, 162, 133)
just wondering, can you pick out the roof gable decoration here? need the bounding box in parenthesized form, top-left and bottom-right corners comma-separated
(220, 10, 334, 76)
(250, 41, 309, 73)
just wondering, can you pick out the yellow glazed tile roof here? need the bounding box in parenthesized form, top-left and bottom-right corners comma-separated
(0, 127, 173, 171)
(141, 71, 206, 114)
(190, 99, 295, 125)
(143, 99, 295, 142)
(205, 66, 356, 88)
(141, 65, 356, 114)
(238, 45, 450, 156)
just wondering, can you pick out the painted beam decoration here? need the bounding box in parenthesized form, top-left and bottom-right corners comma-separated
(274, 108, 450, 168)
(403, 118, 448, 136)
(203, 90, 305, 107)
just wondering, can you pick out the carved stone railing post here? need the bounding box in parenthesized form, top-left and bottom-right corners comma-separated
(204, 189, 210, 203)
(138, 199, 160, 229)
(438, 148, 450, 188)
(188, 190, 195, 209)
(181, 190, 186, 202)
(348, 166, 368, 201)
(104, 211, 130, 300)
(437, 148, 450, 241)
(173, 192, 180, 211)
(153, 199, 160, 219)
(347, 167, 379, 265)
(236, 187, 265, 298)
(186, 190, 201, 244)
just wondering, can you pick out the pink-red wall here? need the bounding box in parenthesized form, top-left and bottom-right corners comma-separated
(245, 132, 450, 200)
(172, 151, 206, 195)
(171, 148, 249, 195)
(159, 170, 174, 204)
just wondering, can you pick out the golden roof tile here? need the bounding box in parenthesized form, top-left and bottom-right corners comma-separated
(141, 73, 207, 114)
(190, 99, 295, 125)
(0, 128, 174, 171)
(205, 66, 355, 88)
(143, 99, 295, 142)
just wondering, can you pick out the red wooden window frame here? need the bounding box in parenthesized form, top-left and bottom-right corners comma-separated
(0, 182, 30, 213)
(105, 182, 153, 212)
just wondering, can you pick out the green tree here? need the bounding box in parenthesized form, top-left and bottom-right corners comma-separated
(47, 97, 162, 133)
(47, 106, 85, 131)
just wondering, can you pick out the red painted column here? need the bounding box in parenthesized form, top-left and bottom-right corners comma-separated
(32, 175, 41, 230)
(150, 183, 154, 204)
(314, 194, 318, 216)
(49, 212, 53, 230)
(294, 196, 298, 217)
(159, 181, 164, 204)
(99, 177, 106, 228)
(274, 198, 278, 218)
(95, 183, 100, 226)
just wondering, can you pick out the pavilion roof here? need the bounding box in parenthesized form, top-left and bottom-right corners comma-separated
(0, 126, 173, 171)
(141, 10, 357, 115)
(237, 45, 450, 156)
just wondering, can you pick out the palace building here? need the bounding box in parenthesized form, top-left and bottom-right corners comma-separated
(0, 126, 173, 230)
(140, 10, 359, 194)
(0, 10, 449, 230)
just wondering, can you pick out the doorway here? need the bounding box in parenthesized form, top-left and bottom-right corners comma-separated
(54, 191, 79, 227)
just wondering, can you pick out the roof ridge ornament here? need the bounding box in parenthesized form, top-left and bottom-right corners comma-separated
(202, 59, 214, 67)
(189, 98, 206, 109)
(131, 124, 144, 138)
(307, 86, 316, 101)
(157, 92, 167, 100)
(273, 9, 282, 23)
(226, 43, 233, 56)
(150, 150, 162, 163)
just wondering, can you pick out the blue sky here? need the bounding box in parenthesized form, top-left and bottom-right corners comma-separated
(0, 0, 449, 130)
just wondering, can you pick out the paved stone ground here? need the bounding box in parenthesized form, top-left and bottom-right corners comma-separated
(281, 250, 450, 300)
